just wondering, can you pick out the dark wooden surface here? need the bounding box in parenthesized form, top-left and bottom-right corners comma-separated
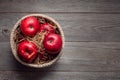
(1, 0, 120, 80)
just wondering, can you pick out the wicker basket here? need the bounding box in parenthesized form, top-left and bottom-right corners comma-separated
(10, 14, 65, 68)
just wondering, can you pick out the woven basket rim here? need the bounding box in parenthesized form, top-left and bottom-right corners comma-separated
(10, 14, 65, 68)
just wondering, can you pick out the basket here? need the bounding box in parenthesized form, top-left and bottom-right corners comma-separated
(10, 14, 65, 68)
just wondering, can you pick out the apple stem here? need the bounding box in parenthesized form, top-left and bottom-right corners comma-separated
(29, 26, 33, 29)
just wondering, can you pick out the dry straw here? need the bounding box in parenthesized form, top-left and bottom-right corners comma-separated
(10, 14, 65, 68)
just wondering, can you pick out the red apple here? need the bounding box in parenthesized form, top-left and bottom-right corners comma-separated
(43, 33, 62, 54)
(20, 16, 40, 37)
(17, 40, 38, 63)
(40, 23, 54, 34)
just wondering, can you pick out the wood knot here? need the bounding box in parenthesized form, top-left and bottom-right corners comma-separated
(2, 29, 9, 36)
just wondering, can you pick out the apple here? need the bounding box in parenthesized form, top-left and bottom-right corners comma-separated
(43, 33, 62, 54)
(17, 40, 38, 63)
(20, 16, 40, 37)
(40, 23, 54, 34)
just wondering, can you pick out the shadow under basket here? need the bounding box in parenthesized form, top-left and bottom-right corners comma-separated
(10, 14, 65, 68)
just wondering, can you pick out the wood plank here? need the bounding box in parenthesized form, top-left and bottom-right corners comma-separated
(1, 42, 120, 71)
(1, 13, 120, 42)
(0, 0, 120, 12)
(0, 71, 120, 80)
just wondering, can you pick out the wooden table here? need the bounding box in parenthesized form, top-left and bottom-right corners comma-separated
(0, 0, 120, 80)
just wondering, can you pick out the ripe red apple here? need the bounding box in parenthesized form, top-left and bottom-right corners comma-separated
(17, 40, 38, 63)
(43, 33, 62, 54)
(20, 16, 40, 37)
(40, 23, 54, 34)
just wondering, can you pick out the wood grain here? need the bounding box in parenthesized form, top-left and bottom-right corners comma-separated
(1, 13, 120, 42)
(0, 71, 120, 80)
(0, 0, 120, 79)
(0, 0, 120, 13)
(1, 42, 120, 72)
